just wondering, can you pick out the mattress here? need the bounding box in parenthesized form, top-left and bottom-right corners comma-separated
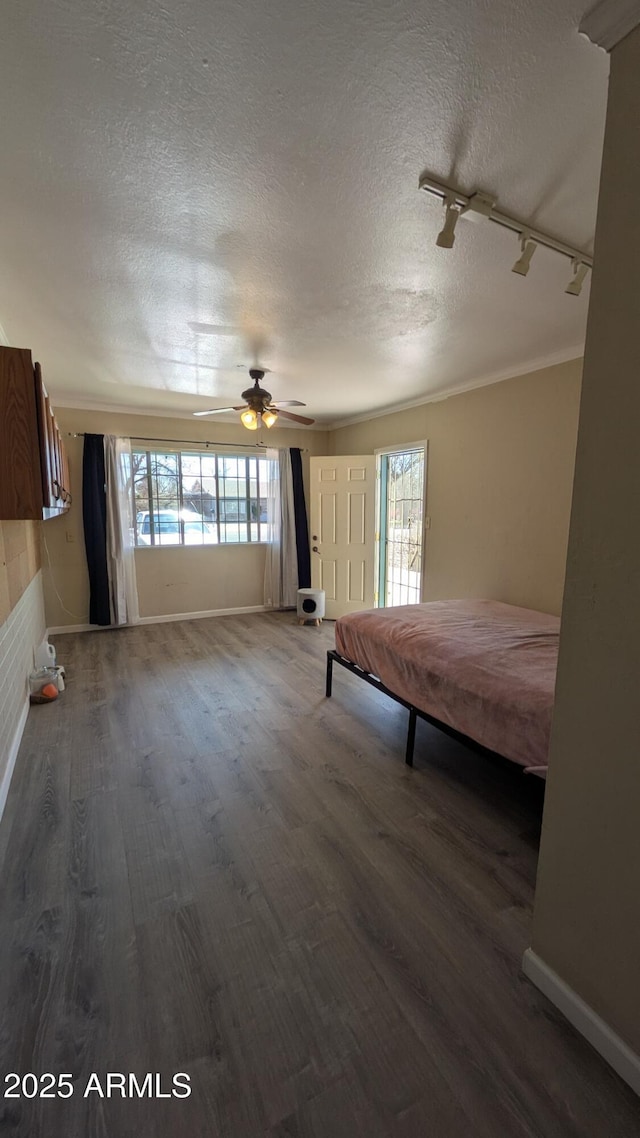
(334, 599, 560, 771)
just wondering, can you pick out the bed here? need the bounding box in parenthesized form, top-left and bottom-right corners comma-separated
(326, 599, 560, 773)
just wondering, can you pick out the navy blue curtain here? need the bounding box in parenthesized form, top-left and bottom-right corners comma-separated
(82, 434, 111, 626)
(290, 447, 311, 589)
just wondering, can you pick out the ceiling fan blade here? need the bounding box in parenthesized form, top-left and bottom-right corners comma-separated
(193, 404, 246, 417)
(271, 400, 306, 408)
(277, 409, 315, 426)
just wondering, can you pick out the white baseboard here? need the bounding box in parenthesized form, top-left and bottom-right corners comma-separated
(47, 623, 98, 634)
(137, 604, 267, 625)
(0, 699, 29, 824)
(48, 604, 267, 635)
(523, 948, 640, 1096)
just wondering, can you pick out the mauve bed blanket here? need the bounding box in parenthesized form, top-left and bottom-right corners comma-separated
(334, 599, 560, 771)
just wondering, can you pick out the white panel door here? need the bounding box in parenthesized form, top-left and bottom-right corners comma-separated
(309, 455, 376, 619)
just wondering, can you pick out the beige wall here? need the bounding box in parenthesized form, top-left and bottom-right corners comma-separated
(44, 408, 329, 627)
(531, 26, 640, 1056)
(0, 521, 41, 625)
(136, 543, 267, 617)
(331, 359, 582, 615)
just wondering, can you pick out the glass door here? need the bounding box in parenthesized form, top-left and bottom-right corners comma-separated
(378, 447, 425, 607)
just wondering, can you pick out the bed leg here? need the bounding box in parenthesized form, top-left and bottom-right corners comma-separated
(325, 652, 333, 698)
(405, 708, 416, 767)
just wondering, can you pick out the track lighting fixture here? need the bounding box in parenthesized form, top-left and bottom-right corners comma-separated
(420, 172, 593, 293)
(436, 198, 462, 249)
(512, 235, 538, 277)
(565, 261, 590, 297)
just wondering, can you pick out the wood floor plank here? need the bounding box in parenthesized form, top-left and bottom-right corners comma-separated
(0, 613, 638, 1137)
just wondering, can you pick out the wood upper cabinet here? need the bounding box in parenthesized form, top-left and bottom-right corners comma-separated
(0, 345, 71, 520)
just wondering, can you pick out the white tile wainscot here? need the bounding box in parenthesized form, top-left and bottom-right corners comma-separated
(0, 571, 46, 822)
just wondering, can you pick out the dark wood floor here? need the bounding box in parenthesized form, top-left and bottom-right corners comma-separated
(0, 613, 638, 1137)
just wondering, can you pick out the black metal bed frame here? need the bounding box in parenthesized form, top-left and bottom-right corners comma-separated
(325, 648, 503, 769)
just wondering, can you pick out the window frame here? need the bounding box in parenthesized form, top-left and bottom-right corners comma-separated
(131, 448, 271, 549)
(374, 440, 428, 608)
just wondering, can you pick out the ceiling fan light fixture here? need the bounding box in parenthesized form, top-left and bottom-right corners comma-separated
(189, 367, 314, 427)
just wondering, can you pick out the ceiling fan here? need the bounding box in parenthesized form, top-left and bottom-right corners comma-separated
(193, 368, 315, 430)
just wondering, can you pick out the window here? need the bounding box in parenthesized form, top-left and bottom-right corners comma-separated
(377, 446, 426, 607)
(131, 450, 272, 547)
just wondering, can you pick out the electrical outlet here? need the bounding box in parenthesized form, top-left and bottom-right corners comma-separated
(65, 531, 75, 543)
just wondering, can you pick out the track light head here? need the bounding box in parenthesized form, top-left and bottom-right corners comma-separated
(512, 235, 538, 277)
(436, 199, 462, 249)
(565, 261, 590, 296)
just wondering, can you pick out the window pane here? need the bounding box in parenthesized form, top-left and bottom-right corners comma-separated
(151, 452, 178, 475)
(198, 477, 215, 498)
(220, 523, 241, 543)
(221, 457, 240, 478)
(181, 454, 201, 479)
(221, 478, 241, 498)
(200, 454, 217, 478)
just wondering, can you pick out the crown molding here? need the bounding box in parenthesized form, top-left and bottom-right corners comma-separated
(50, 394, 330, 434)
(51, 395, 307, 424)
(51, 395, 240, 419)
(579, 0, 640, 51)
(326, 347, 584, 431)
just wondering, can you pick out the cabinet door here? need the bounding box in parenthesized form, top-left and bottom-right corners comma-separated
(62, 442, 71, 505)
(34, 362, 53, 508)
(34, 362, 71, 516)
(53, 416, 69, 504)
(0, 347, 42, 520)
(51, 411, 62, 501)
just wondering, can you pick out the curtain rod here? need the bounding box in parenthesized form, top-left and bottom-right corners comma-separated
(68, 432, 266, 449)
(66, 433, 309, 452)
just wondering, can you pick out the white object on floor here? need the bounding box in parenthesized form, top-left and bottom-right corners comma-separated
(52, 666, 65, 692)
(34, 640, 57, 669)
(297, 588, 325, 624)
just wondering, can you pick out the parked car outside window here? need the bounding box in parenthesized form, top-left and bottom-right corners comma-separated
(136, 509, 217, 546)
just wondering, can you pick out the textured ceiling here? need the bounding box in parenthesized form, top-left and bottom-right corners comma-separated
(0, 0, 608, 425)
